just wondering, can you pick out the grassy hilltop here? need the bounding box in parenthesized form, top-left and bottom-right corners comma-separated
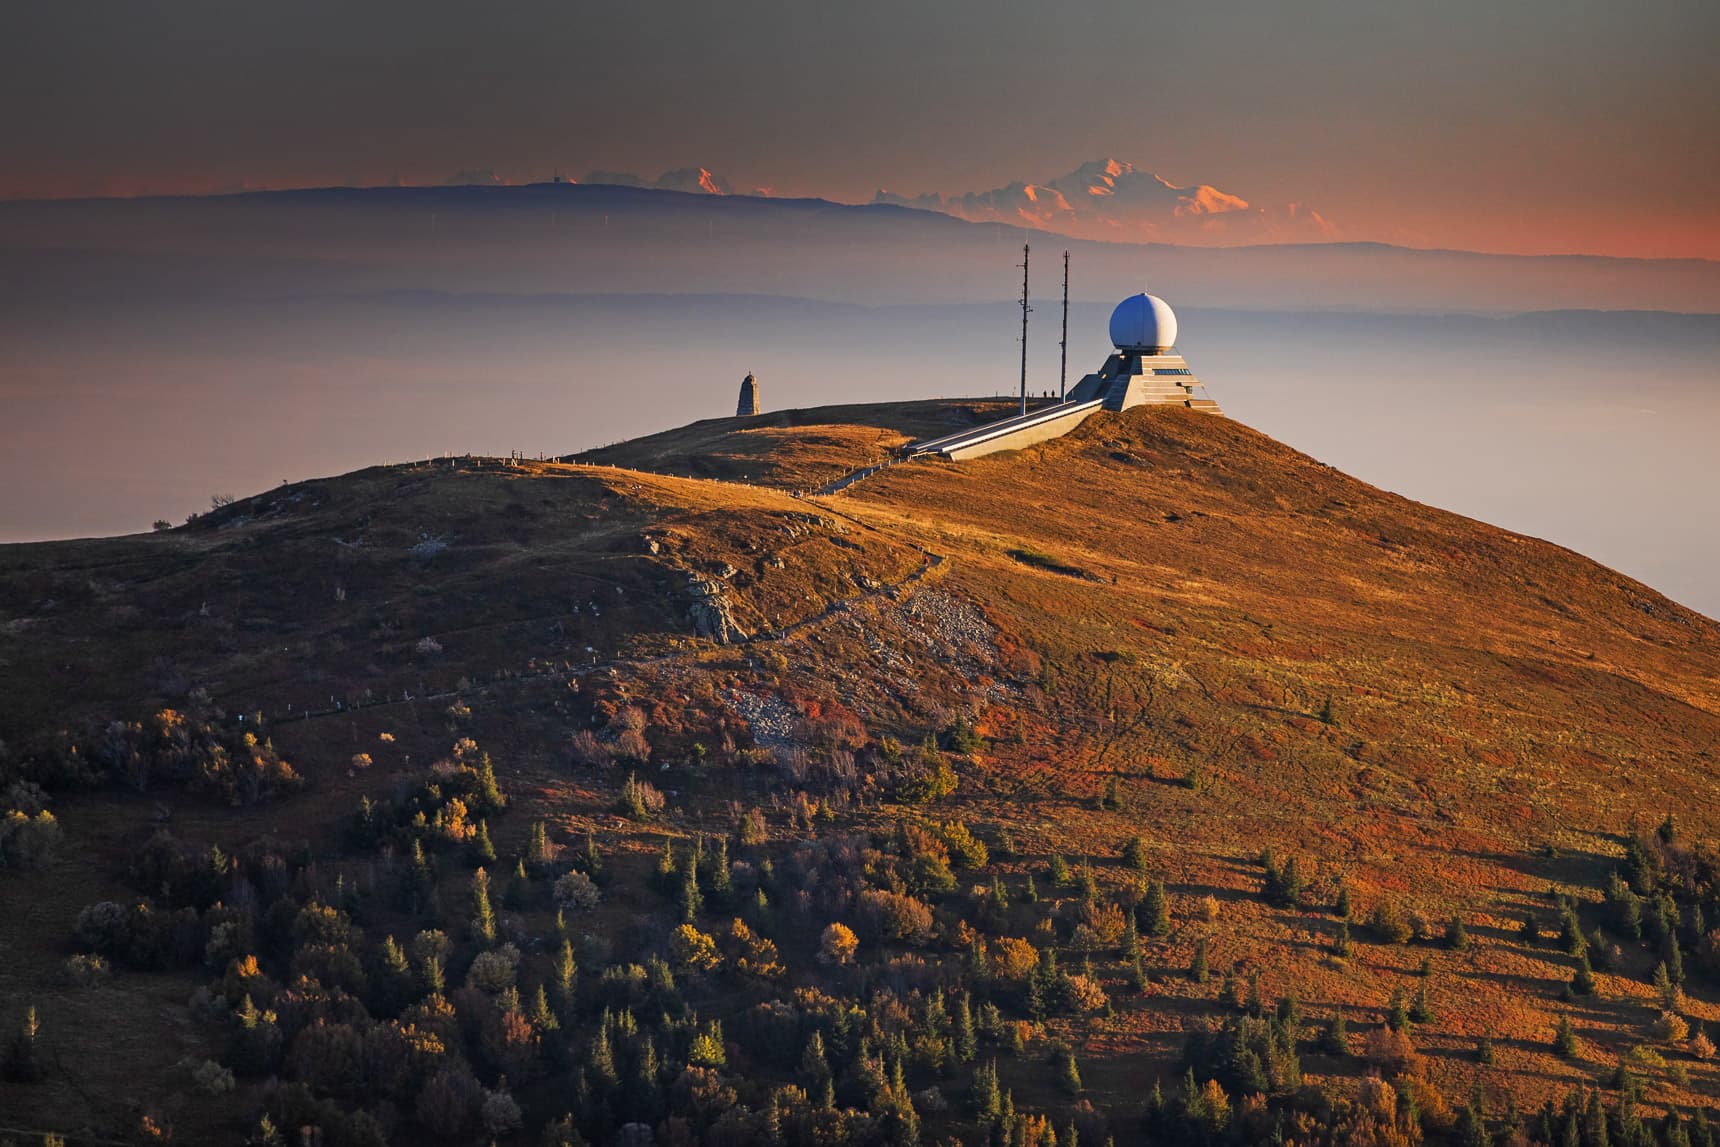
(1, 402, 1718, 1146)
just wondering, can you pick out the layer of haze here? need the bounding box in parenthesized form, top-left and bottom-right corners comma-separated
(3, 0, 1718, 257)
(5, 287, 1719, 617)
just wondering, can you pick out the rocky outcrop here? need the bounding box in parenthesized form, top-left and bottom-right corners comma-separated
(686, 577, 748, 644)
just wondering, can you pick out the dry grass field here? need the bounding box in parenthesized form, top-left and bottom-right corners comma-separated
(1, 401, 1716, 1144)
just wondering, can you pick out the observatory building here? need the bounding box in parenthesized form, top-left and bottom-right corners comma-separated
(1066, 293, 1221, 413)
(909, 291, 1220, 461)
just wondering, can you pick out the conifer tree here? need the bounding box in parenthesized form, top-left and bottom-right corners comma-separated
(551, 938, 577, 1015)
(468, 819, 497, 865)
(1334, 921, 1353, 959)
(1446, 913, 1470, 951)
(656, 837, 676, 886)
(1652, 960, 1676, 1008)
(1122, 835, 1149, 874)
(591, 1024, 620, 1090)
(801, 1030, 831, 1089)
(1320, 1012, 1350, 1056)
(1386, 987, 1412, 1033)
(372, 934, 416, 1016)
(971, 1058, 1001, 1121)
(526, 820, 550, 870)
(1571, 951, 1598, 997)
(1141, 879, 1171, 938)
(1120, 913, 1140, 962)
(679, 860, 703, 922)
(1190, 938, 1210, 984)
(4, 1005, 42, 1082)
(953, 992, 977, 1063)
(470, 867, 497, 945)
(473, 752, 506, 812)
(1335, 884, 1353, 919)
(529, 983, 559, 1032)
(1554, 1015, 1580, 1059)
(707, 836, 733, 900)
(1056, 1047, 1083, 1096)
(1410, 981, 1434, 1023)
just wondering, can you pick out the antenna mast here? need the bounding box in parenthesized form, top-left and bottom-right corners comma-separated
(1059, 250, 1070, 401)
(1018, 243, 1031, 416)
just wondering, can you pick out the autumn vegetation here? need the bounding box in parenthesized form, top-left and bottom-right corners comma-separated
(1, 402, 1718, 1144)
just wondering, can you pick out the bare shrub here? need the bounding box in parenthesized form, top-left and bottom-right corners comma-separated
(553, 871, 601, 912)
(569, 729, 610, 767)
(856, 890, 934, 945)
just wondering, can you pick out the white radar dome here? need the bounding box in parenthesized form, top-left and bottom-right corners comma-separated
(1108, 293, 1178, 352)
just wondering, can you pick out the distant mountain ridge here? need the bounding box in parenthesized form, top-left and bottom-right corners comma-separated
(875, 157, 1339, 245)
(4, 180, 1716, 314)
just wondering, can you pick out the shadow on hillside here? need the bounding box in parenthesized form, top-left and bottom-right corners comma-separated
(1457, 843, 1617, 892)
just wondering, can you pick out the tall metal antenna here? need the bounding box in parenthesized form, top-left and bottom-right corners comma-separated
(1018, 243, 1032, 416)
(1059, 250, 1070, 401)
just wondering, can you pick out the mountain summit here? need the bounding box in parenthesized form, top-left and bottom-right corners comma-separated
(877, 157, 1337, 244)
(1, 401, 1716, 1141)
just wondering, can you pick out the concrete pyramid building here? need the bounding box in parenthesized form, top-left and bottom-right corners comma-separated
(1066, 293, 1221, 413)
(910, 291, 1219, 461)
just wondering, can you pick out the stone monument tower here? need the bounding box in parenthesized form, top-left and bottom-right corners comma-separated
(736, 372, 760, 416)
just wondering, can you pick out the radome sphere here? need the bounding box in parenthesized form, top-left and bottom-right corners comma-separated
(1108, 293, 1178, 352)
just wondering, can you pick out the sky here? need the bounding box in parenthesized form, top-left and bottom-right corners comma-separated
(4, 0, 1718, 258)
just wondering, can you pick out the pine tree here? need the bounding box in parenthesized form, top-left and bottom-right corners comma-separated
(1056, 1047, 1083, 1096)
(470, 866, 497, 945)
(1334, 921, 1353, 959)
(4, 1005, 42, 1082)
(526, 820, 550, 869)
(1320, 1013, 1350, 1056)
(1190, 938, 1210, 984)
(707, 836, 733, 901)
(591, 1024, 620, 1090)
(468, 818, 497, 865)
(551, 938, 577, 1016)
(1387, 987, 1412, 1033)
(473, 752, 506, 812)
(953, 992, 977, 1063)
(504, 856, 530, 909)
(372, 934, 416, 1016)
(971, 1058, 1002, 1121)
(1571, 951, 1598, 997)
(1446, 914, 1470, 951)
(679, 859, 703, 922)
(1141, 879, 1171, 938)
(1665, 938, 1686, 986)
(1122, 835, 1149, 874)
(1120, 912, 1140, 962)
(1410, 982, 1434, 1023)
(529, 983, 559, 1032)
(801, 1030, 831, 1088)
(1554, 1015, 1580, 1059)
(656, 837, 676, 885)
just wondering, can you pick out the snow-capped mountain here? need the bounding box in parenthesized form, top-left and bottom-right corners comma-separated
(876, 159, 1337, 245)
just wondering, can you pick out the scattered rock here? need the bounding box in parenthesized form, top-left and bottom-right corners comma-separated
(686, 577, 749, 644)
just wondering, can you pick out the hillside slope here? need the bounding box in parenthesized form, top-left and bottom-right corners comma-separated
(1, 403, 1717, 1144)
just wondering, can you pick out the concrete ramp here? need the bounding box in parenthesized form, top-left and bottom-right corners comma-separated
(908, 398, 1105, 461)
